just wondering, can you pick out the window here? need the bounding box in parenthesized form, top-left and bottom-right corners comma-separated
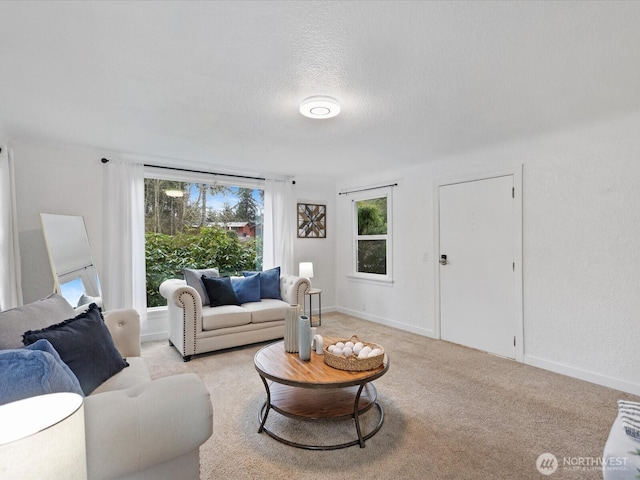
(144, 170, 264, 307)
(353, 189, 392, 281)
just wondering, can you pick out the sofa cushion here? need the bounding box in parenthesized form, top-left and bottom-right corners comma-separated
(201, 305, 252, 330)
(231, 274, 261, 304)
(201, 276, 240, 307)
(243, 266, 281, 300)
(0, 339, 84, 405)
(23, 304, 129, 395)
(183, 267, 220, 306)
(242, 299, 289, 324)
(0, 293, 76, 349)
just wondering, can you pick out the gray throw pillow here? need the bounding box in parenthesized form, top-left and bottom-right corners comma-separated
(183, 268, 220, 306)
(0, 294, 76, 350)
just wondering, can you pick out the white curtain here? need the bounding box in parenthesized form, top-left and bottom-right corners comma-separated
(0, 147, 22, 311)
(263, 178, 294, 274)
(102, 159, 147, 320)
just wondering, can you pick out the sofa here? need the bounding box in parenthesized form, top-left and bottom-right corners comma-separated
(603, 400, 640, 479)
(0, 294, 213, 480)
(159, 267, 310, 361)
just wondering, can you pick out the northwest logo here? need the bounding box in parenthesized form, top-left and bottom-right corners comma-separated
(536, 453, 558, 475)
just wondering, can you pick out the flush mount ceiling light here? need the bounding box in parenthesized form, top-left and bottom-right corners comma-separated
(299, 96, 341, 119)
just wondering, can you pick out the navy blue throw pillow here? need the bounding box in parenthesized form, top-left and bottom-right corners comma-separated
(22, 304, 129, 396)
(242, 266, 281, 300)
(201, 275, 240, 307)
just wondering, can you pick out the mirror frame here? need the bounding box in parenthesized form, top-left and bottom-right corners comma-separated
(40, 213, 102, 309)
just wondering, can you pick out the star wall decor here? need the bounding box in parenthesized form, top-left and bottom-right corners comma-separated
(297, 203, 326, 238)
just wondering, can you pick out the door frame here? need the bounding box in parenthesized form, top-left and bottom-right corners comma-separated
(433, 166, 524, 362)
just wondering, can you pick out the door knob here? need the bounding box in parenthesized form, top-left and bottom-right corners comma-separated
(440, 254, 448, 265)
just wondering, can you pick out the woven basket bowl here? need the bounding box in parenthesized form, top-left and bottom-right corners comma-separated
(323, 335, 385, 371)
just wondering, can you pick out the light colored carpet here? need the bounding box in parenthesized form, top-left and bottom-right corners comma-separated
(141, 313, 637, 480)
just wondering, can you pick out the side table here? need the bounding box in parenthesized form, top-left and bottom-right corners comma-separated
(305, 288, 322, 326)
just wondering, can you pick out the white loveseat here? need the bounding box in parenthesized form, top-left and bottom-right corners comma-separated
(160, 273, 310, 361)
(0, 294, 213, 480)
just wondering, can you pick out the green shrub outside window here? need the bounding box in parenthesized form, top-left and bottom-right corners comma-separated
(354, 195, 391, 278)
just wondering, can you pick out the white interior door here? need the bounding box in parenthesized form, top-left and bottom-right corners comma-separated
(439, 175, 516, 359)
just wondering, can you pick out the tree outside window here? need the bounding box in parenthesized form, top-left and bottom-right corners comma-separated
(144, 178, 264, 307)
(353, 191, 392, 279)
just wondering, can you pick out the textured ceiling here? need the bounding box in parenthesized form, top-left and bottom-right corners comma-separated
(1, 1, 639, 180)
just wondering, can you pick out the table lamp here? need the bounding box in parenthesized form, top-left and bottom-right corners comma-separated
(299, 262, 314, 280)
(0, 392, 87, 479)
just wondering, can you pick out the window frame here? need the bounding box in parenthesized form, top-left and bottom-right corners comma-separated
(351, 187, 393, 283)
(143, 166, 265, 308)
(144, 167, 265, 194)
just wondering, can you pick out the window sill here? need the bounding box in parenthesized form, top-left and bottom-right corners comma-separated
(346, 275, 394, 286)
(147, 305, 168, 313)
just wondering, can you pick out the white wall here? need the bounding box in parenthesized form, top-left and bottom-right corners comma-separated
(12, 141, 110, 304)
(336, 110, 640, 395)
(292, 178, 337, 314)
(10, 141, 337, 339)
(11, 108, 640, 395)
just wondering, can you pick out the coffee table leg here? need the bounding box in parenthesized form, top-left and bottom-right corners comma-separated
(353, 383, 366, 448)
(258, 375, 271, 433)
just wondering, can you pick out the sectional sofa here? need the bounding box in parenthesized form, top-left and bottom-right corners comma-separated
(0, 294, 213, 480)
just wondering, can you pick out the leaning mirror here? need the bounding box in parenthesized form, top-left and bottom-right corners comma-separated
(40, 213, 102, 309)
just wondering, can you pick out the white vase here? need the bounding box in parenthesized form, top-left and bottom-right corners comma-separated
(298, 315, 311, 361)
(312, 334, 324, 355)
(284, 304, 301, 353)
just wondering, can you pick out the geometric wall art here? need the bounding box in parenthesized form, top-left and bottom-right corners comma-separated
(297, 203, 326, 238)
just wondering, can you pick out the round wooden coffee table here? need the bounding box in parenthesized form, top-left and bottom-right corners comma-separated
(254, 338, 389, 450)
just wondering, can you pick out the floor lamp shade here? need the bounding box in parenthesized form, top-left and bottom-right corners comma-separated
(299, 262, 314, 279)
(0, 392, 87, 479)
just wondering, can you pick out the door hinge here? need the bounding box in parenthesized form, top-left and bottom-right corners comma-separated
(514, 336, 516, 347)
(512, 187, 515, 198)
(513, 262, 515, 271)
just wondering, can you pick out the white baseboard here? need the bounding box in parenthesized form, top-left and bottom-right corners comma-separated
(334, 308, 639, 396)
(139, 305, 639, 395)
(336, 307, 434, 337)
(524, 354, 640, 396)
(141, 331, 168, 343)
(141, 307, 168, 343)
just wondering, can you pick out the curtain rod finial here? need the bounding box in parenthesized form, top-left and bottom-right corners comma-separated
(101, 158, 109, 164)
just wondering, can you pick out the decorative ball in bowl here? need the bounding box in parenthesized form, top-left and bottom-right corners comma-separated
(323, 335, 384, 371)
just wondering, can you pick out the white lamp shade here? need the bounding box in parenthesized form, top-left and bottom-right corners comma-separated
(299, 262, 314, 279)
(0, 393, 87, 479)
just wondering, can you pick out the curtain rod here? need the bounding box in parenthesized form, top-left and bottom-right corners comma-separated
(338, 182, 398, 196)
(101, 158, 295, 184)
